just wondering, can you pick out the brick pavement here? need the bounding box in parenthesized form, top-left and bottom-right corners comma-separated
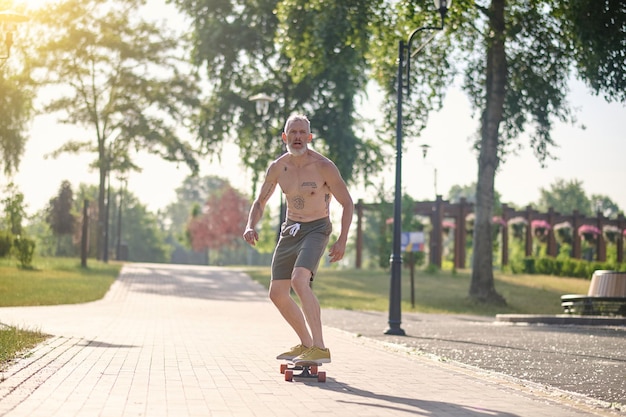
(0, 263, 621, 417)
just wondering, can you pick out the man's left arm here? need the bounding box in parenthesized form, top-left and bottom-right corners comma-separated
(324, 161, 354, 263)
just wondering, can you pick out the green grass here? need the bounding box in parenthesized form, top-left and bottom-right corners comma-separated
(238, 266, 591, 316)
(0, 325, 48, 372)
(0, 256, 123, 370)
(0, 257, 122, 307)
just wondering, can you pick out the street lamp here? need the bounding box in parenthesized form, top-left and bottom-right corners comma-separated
(386, 0, 451, 336)
(249, 93, 274, 117)
(0, 10, 28, 61)
(420, 143, 438, 196)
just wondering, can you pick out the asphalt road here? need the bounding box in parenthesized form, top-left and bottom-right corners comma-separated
(322, 309, 626, 411)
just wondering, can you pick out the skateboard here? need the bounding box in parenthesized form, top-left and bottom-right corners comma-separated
(279, 361, 326, 382)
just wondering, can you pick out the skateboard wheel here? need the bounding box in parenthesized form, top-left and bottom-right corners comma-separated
(317, 371, 326, 382)
(285, 369, 293, 382)
(280, 364, 288, 374)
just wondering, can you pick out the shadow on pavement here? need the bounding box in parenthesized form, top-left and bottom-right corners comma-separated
(314, 379, 521, 417)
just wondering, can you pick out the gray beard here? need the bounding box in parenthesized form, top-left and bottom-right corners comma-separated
(287, 144, 307, 156)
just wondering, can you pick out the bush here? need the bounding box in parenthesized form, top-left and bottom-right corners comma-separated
(522, 257, 535, 274)
(0, 231, 13, 257)
(12, 236, 36, 269)
(560, 258, 578, 277)
(535, 257, 554, 275)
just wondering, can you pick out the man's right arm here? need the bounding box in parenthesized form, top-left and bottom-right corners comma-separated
(243, 164, 278, 245)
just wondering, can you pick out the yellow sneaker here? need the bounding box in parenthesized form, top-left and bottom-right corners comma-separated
(276, 344, 308, 361)
(293, 346, 331, 364)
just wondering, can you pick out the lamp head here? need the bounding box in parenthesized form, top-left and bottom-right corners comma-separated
(433, 0, 451, 20)
(1, 10, 28, 60)
(249, 93, 274, 117)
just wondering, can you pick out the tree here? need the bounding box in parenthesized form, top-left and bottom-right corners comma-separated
(171, 0, 385, 192)
(161, 175, 230, 264)
(0, 3, 35, 176)
(29, 0, 204, 260)
(448, 183, 477, 204)
(559, 0, 626, 103)
(73, 182, 169, 262)
(589, 194, 622, 219)
(536, 179, 591, 216)
(117, 192, 170, 263)
(45, 180, 76, 255)
(186, 184, 249, 256)
(372, 0, 624, 304)
(1, 182, 26, 235)
(173, 0, 625, 303)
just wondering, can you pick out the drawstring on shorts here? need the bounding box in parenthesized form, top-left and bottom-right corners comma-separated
(284, 223, 301, 237)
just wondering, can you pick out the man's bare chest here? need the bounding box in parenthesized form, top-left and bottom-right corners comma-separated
(278, 165, 328, 198)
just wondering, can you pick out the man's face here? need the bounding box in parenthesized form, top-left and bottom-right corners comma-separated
(283, 120, 311, 156)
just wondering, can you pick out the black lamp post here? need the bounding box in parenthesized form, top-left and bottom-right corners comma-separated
(0, 10, 28, 61)
(385, 0, 451, 336)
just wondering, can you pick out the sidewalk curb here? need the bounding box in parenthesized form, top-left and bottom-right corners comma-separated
(495, 314, 626, 326)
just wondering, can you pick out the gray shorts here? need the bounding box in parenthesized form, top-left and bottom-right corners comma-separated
(271, 217, 332, 281)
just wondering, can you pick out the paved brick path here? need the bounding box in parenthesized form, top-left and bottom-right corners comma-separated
(0, 263, 622, 417)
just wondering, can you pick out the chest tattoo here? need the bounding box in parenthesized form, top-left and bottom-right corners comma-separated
(301, 181, 317, 188)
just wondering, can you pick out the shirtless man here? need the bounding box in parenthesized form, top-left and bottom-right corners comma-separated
(242, 114, 353, 364)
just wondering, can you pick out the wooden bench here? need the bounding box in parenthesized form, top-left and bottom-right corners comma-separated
(561, 270, 626, 316)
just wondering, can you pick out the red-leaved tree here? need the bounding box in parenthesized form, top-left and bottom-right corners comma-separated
(187, 185, 249, 252)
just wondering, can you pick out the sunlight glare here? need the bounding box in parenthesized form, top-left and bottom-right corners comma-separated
(13, 0, 52, 12)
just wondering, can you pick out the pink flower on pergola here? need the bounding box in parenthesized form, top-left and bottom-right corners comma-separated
(531, 219, 551, 231)
(442, 220, 456, 229)
(492, 216, 506, 226)
(578, 224, 601, 237)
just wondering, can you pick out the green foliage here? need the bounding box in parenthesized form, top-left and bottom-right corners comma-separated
(12, 235, 36, 269)
(117, 195, 170, 263)
(518, 255, 625, 279)
(46, 180, 75, 236)
(0, 2, 35, 177)
(0, 230, 13, 257)
(558, 0, 626, 102)
(536, 178, 592, 215)
(1, 183, 27, 235)
(70, 183, 169, 263)
(45, 180, 76, 256)
(522, 257, 535, 274)
(29, 0, 205, 259)
(172, 0, 386, 188)
(589, 194, 622, 218)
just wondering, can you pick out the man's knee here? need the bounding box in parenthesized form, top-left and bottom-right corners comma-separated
(269, 280, 291, 304)
(291, 267, 312, 293)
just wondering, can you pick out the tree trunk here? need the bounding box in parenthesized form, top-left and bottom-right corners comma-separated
(97, 136, 107, 261)
(469, 0, 507, 305)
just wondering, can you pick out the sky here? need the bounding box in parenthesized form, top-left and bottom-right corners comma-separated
(4, 0, 626, 219)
